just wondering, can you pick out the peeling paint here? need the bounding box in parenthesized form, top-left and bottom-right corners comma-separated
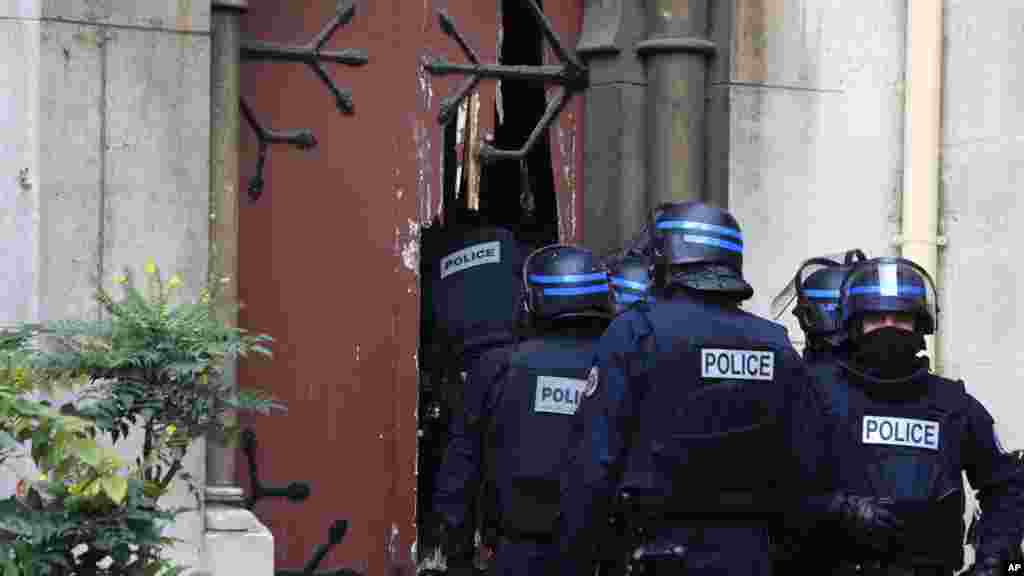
(414, 53, 439, 224)
(412, 119, 435, 223)
(555, 111, 579, 242)
(401, 219, 422, 274)
(417, 53, 434, 112)
(386, 523, 400, 561)
(454, 101, 467, 190)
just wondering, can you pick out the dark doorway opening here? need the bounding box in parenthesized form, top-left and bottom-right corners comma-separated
(415, 0, 560, 569)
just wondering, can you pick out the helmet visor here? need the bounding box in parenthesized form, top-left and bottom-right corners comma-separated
(839, 258, 938, 335)
(770, 255, 843, 321)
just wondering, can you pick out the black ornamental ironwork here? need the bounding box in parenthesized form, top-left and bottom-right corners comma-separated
(242, 428, 365, 576)
(422, 0, 589, 163)
(241, 1, 368, 200)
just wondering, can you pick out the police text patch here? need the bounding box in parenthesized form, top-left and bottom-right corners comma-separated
(862, 415, 939, 450)
(440, 241, 501, 279)
(700, 349, 774, 381)
(534, 376, 586, 415)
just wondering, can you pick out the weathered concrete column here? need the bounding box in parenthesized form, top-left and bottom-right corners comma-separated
(207, 0, 244, 505)
(578, 1, 648, 257)
(638, 0, 715, 206)
(204, 1, 273, 573)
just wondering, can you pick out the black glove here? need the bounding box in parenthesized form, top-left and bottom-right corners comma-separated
(827, 493, 903, 551)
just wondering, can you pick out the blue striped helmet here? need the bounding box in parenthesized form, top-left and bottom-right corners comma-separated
(524, 244, 613, 321)
(653, 201, 752, 299)
(839, 257, 938, 336)
(608, 255, 653, 314)
(792, 250, 868, 339)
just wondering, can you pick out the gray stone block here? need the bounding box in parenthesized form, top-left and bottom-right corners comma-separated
(731, 0, 905, 91)
(0, 19, 41, 324)
(101, 26, 210, 295)
(37, 20, 105, 321)
(943, 0, 1024, 151)
(42, 0, 210, 33)
(728, 84, 903, 320)
(0, 0, 39, 19)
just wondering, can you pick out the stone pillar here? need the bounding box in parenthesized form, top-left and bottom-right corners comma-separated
(639, 0, 716, 207)
(203, 1, 273, 573)
(578, 0, 649, 257)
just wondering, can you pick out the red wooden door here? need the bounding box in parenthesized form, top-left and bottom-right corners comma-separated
(238, 2, 582, 573)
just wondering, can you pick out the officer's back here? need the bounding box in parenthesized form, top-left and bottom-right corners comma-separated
(559, 202, 828, 576)
(616, 288, 816, 572)
(435, 244, 613, 576)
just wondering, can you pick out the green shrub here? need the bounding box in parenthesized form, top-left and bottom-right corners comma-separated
(0, 262, 284, 575)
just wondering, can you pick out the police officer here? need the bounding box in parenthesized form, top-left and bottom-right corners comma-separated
(433, 244, 614, 576)
(558, 201, 831, 576)
(769, 249, 902, 571)
(771, 249, 869, 364)
(808, 256, 1024, 575)
(607, 254, 654, 315)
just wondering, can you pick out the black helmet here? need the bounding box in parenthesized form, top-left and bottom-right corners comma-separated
(653, 201, 753, 299)
(422, 225, 524, 365)
(524, 244, 613, 322)
(839, 257, 938, 339)
(772, 249, 869, 345)
(607, 255, 653, 314)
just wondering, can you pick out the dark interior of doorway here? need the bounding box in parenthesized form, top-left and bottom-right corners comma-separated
(416, 0, 558, 568)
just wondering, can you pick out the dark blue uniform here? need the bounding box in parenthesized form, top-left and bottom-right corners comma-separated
(558, 294, 831, 576)
(808, 360, 1024, 573)
(434, 329, 604, 576)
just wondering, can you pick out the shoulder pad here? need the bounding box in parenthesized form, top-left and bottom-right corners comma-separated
(767, 321, 791, 344)
(626, 306, 655, 341)
(926, 373, 969, 409)
(806, 360, 841, 378)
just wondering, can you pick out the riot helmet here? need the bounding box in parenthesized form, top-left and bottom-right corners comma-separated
(607, 254, 654, 314)
(836, 257, 938, 383)
(839, 257, 937, 339)
(772, 249, 869, 348)
(523, 244, 613, 322)
(652, 201, 753, 300)
(422, 225, 524, 365)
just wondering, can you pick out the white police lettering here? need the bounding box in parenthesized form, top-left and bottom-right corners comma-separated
(862, 415, 940, 450)
(440, 241, 501, 279)
(534, 376, 587, 415)
(700, 349, 774, 381)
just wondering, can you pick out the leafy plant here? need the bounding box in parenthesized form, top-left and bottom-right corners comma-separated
(0, 261, 284, 575)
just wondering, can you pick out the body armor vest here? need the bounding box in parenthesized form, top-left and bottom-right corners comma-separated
(620, 296, 797, 521)
(816, 363, 968, 568)
(488, 335, 599, 536)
